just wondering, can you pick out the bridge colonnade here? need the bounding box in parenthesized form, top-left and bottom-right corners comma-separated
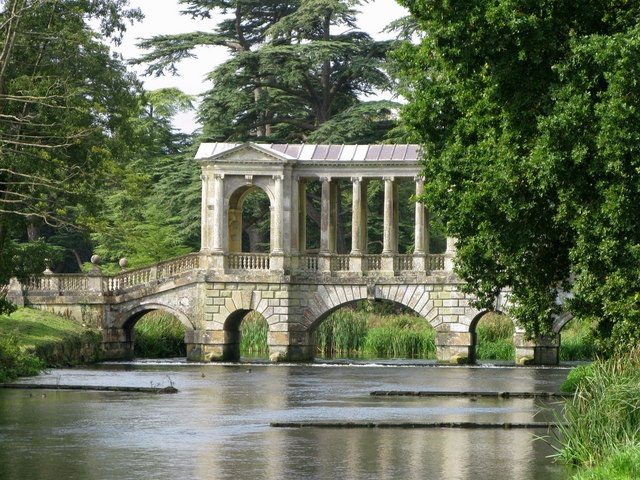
(8, 143, 564, 365)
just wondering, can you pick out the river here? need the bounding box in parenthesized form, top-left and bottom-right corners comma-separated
(0, 360, 572, 480)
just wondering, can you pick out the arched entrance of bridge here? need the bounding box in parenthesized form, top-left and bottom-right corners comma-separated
(228, 186, 272, 253)
(103, 304, 195, 360)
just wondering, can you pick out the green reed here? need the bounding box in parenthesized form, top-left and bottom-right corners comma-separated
(240, 311, 269, 354)
(475, 313, 515, 360)
(134, 312, 186, 358)
(551, 348, 640, 475)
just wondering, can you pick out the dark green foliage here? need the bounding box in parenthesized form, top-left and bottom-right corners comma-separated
(0, 336, 44, 383)
(394, 0, 640, 352)
(134, 312, 186, 358)
(0, 0, 144, 292)
(137, 0, 397, 142)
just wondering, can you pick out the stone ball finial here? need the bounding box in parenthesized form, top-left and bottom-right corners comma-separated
(119, 258, 129, 271)
(90, 254, 100, 266)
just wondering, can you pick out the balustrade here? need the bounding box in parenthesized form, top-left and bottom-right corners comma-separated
(157, 253, 200, 278)
(227, 253, 270, 271)
(394, 255, 414, 271)
(330, 255, 350, 271)
(364, 255, 382, 271)
(299, 255, 319, 271)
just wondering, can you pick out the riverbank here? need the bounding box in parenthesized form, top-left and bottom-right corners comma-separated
(0, 308, 103, 382)
(556, 349, 639, 479)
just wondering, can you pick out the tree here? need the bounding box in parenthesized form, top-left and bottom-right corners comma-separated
(0, 0, 142, 310)
(135, 0, 398, 142)
(394, 0, 640, 353)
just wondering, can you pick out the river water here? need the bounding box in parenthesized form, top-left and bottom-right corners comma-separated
(0, 360, 572, 480)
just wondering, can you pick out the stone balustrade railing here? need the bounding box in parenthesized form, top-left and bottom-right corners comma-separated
(227, 253, 270, 271)
(15, 252, 448, 296)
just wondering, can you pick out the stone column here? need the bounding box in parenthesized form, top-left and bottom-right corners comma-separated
(351, 177, 364, 255)
(320, 177, 331, 254)
(382, 176, 396, 254)
(272, 174, 284, 254)
(319, 177, 333, 272)
(200, 174, 210, 251)
(270, 174, 285, 272)
(211, 173, 225, 253)
(350, 177, 364, 273)
(413, 177, 429, 272)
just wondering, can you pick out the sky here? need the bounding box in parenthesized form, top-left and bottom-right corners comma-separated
(114, 0, 408, 133)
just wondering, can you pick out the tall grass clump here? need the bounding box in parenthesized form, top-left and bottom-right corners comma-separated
(475, 313, 515, 360)
(315, 309, 436, 359)
(551, 348, 640, 472)
(0, 336, 44, 382)
(560, 320, 596, 361)
(240, 312, 269, 354)
(134, 312, 186, 358)
(315, 310, 368, 355)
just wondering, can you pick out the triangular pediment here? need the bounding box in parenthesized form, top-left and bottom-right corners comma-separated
(196, 142, 294, 164)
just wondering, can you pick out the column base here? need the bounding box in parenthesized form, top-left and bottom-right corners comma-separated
(185, 329, 240, 362)
(268, 331, 314, 362)
(101, 328, 134, 360)
(513, 333, 560, 365)
(435, 332, 476, 364)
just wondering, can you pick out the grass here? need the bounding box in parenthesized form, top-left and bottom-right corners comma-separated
(475, 313, 515, 361)
(0, 307, 92, 349)
(550, 348, 640, 476)
(560, 319, 596, 361)
(0, 307, 103, 381)
(134, 312, 186, 358)
(240, 311, 269, 354)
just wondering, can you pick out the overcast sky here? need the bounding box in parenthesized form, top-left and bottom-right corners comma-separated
(114, 0, 408, 132)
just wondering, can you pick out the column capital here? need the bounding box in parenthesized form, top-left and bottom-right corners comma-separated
(272, 174, 284, 181)
(213, 173, 225, 180)
(320, 176, 332, 183)
(383, 176, 395, 182)
(413, 175, 426, 183)
(200, 174, 208, 181)
(350, 176, 363, 184)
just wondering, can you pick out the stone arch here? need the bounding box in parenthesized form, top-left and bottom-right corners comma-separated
(552, 311, 574, 334)
(227, 184, 272, 253)
(468, 309, 514, 333)
(116, 303, 194, 331)
(301, 283, 442, 332)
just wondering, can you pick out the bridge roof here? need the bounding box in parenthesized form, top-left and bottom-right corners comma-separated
(195, 143, 421, 163)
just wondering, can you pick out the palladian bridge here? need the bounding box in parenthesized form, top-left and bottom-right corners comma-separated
(8, 143, 565, 364)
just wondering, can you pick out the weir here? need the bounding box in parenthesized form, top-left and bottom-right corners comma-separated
(7, 143, 562, 364)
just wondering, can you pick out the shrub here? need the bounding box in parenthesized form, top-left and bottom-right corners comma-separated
(0, 336, 44, 382)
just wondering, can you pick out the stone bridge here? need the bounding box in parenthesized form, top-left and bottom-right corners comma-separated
(8, 143, 565, 364)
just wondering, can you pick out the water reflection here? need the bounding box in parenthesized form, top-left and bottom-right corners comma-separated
(0, 363, 571, 480)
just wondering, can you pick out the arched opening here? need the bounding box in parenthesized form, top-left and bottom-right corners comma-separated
(557, 317, 596, 361)
(228, 186, 271, 253)
(471, 311, 515, 361)
(239, 311, 269, 359)
(222, 309, 270, 360)
(312, 299, 436, 360)
(126, 310, 187, 359)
